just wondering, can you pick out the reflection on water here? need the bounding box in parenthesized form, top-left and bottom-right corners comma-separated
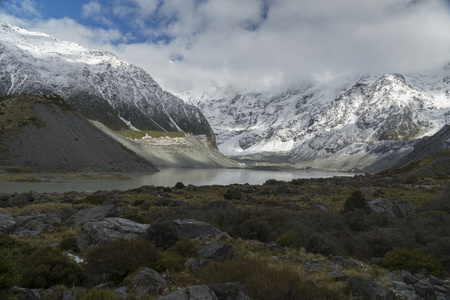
(0, 168, 354, 193)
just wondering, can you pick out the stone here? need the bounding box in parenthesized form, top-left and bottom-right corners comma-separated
(329, 256, 359, 268)
(367, 198, 397, 218)
(114, 287, 127, 300)
(173, 219, 224, 240)
(126, 267, 166, 297)
(346, 276, 396, 300)
(402, 270, 419, 285)
(0, 212, 15, 233)
(11, 286, 41, 300)
(185, 258, 209, 271)
(76, 217, 150, 250)
(414, 280, 437, 300)
(199, 242, 237, 261)
(327, 272, 348, 281)
(205, 200, 236, 210)
(393, 199, 416, 218)
(208, 282, 251, 300)
(71, 204, 121, 226)
(13, 213, 61, 234)
(9, 192, 40, 206)
(304, 263, 326, 272)
(157, 285, 218, 300)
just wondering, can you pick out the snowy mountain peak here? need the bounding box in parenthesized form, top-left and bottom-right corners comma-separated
(0, 24, 214, 140)
(180, 66, 450, 171)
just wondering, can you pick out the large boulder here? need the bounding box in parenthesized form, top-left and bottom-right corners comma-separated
(413, 280, 437, 300)
(367, 198, 415, 218)
(12, 213, 61, 237)
(173, 219, 224, 240)
(126, 267, 166, 298)
(199, 242, 238, 261)
(0, 212, 15, 233)
(76, 217, 150, 250)
(346, 276, 396, 300)
(71, 204, 121, 226)
(208, 282, 250, 300)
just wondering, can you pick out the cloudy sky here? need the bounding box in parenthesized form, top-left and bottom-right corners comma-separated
(1, 0, 450, 93)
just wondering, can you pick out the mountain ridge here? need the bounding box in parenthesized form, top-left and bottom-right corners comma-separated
(180, 68, 450, 171)
(0, 24, 215, 142)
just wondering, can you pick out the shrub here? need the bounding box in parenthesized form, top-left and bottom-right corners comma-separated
(82, 287, 118, 300)
(85, 239, 161, 283)
(198, 256, 344, 300)
(15, 246, 85, 289)
(150, 251, 187, 273)
(382, 247, 446, 278)
(144, 220, 180, 249)
(59, 235, 80, 253)
(173, 238, 198, 258)
(0, 250, 20, 293)
(174, 181, 185, 189)
(276, 230, 294, 247)
(342, 190, 369, 213)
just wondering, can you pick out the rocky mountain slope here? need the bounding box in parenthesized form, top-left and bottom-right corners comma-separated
(0, 24, 214, 140)
(0, 94, 158, 172)
(180, 68, 450, 171)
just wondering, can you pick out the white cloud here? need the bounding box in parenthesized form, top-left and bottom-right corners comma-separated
(2, 0, 450, 93)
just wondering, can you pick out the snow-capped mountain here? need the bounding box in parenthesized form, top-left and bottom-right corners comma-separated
(0, 24, 214, 140)
(180, 67, 450, 171)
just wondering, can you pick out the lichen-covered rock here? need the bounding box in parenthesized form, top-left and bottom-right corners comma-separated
(173, 219, 224, 240)
(126, 267, 166, 298)
(198, 242, 237, 261)
(346, 276, 396, 300)
(414, 280, 437, 300)
(71, 204, 121, 226)
(0, 212, 15, 233)
(208, 282, 250, 300)
(76, 217, 150, 250)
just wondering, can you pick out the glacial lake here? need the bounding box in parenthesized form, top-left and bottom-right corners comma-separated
(0, 168, 354, 193)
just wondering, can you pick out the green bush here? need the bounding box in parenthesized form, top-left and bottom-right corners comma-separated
(276, 230, 294, 247)
(174, 182, 185, 189)
(382, 247, 446, 278)
(144, 220, 180, 249)
(0, 250, 20, 293)
(342, 190, 369, 213)
(16, 246, 85, 289)
(173, 238, 198, 258)
(85, 239, 161, 283)
(59, 235, 80, 253)
(198, 256, 344, 300)
(82, 287, 118, 300)
(150, 251, 186, 273)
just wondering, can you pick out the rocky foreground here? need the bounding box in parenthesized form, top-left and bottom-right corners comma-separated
(0, 167, 449, 299)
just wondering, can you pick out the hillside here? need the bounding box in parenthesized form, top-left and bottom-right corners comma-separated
(0, 154, 448, 299)
(0, 94, 158, 172)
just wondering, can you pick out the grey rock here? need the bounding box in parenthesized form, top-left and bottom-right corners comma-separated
(62, 290, 74, 300)
(11, 286, 41, 300)
(0, 212, 15, 233)
(329, 256, 359, 268)
(346, 276, 396, 300)
(369, 257, 382, 266)
(71, 204, 121, 226)
(173, 219, 224, 240)
(9, 192, 40, 206)
(402, 270, 419, 285)
(114, 287, 127, 300)
(199, 242, 237, 261)
(393, 199, 416, 218)
(414, 280, 437, 300)
(208, 282, 250, 300)
(157, 285, 218, 300)
(367, 198, 397, 218)
(429, 275, 444, 286)
(126, 267, 166, 297)
(13, 213, 61, 234)
(185, 258, 209, 271)
(433, 285, 447, 294)
(76, 217, 150, 250)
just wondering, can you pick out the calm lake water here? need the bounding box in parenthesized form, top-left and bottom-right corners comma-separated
(0, 168, 354, 193)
